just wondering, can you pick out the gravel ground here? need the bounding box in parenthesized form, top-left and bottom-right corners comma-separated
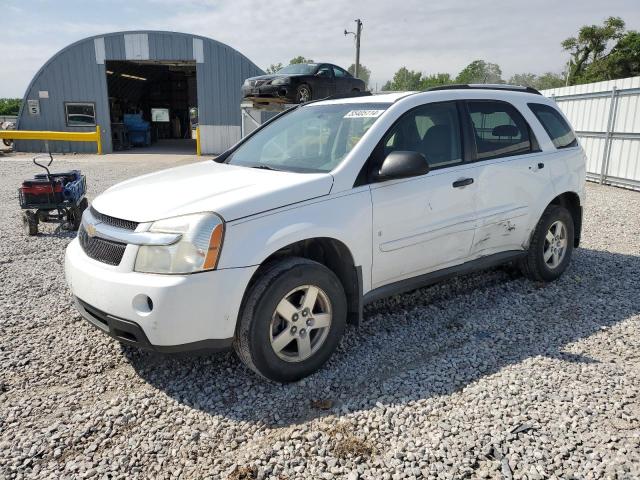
(1, 153, 639, 480)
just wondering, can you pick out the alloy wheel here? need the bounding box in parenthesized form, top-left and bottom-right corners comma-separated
(543, 220, 567, 269)
(297, 87, 310, 103)
(269, 285, 332, 362)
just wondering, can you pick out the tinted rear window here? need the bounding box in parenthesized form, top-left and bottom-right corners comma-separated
(467, 100, 533, 160)
(528, 103, 577, 149)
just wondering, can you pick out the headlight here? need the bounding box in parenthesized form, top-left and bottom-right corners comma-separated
(271, 77, 290, 85)
(134, 213, 224, 274)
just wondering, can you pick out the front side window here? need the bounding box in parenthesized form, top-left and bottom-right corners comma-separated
(381, 102, 462, 169)
(467, 101, 533, 160)
(227, 103, 391, 173)
(65, 103, 96, 126)
(529, 103, 577, 149)
(316, 65, 333, 78)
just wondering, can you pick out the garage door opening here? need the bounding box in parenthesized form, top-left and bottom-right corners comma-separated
(105, 60, 198, 154)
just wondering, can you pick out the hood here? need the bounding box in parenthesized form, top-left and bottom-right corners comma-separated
(91, 161, 334, 223)
(247, 73, 305, 82)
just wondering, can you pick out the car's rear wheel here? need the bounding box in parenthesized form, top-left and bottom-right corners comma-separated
(520, 205, 574, 282)
(295, 84, 312, 103)
(234, 257, 347, 382)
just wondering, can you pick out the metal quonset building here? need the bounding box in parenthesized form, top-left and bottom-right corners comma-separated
(16, 31, 264, 154)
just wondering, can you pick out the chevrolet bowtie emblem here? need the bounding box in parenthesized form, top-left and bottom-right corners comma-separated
(86, 223, 97, 237)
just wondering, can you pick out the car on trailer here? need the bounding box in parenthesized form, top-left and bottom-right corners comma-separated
(241, 63, 366, 104)
(66, 85, 585, 382)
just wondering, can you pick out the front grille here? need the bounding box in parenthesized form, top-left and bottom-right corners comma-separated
(78, 226, 127, 266)
(90, 206, 138, 231)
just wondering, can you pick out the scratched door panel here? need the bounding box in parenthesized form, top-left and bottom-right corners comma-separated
(471, 153, 551, 257)
(370, 164, 480, 289)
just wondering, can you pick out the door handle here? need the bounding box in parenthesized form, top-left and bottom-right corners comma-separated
(452, 178, 474, 188)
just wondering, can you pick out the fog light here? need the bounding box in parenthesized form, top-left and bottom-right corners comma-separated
(132, 294, 153, 316)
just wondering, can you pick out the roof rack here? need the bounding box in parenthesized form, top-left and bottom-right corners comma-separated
(427, 84, 542, 95)
(311, 90, 373, 102)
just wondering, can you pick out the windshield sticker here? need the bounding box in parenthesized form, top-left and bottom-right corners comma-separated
(344, 109, 385, 119)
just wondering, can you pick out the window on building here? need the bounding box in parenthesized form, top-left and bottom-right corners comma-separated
(65, 103, 96, 127)
(467, 101, 533, 160)
(528, 103, 578, 149)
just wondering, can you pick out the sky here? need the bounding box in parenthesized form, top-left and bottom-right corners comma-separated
(1, 0, 639, 97)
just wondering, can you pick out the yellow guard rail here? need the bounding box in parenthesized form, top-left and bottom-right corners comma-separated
(0, 125, 102, 154)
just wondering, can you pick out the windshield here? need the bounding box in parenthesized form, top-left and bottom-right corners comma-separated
(277, 64, 317, 75)
(227, 103, 391, 173)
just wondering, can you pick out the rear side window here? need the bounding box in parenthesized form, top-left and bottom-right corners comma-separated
(467, 101, 533, 160)
(529, 103, 578, 149)
(333, 66, 350, 78)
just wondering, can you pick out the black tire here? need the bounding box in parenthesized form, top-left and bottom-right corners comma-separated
(234, 257, 347, 383)
(520, 205, 574, 282)
(67, 197, 88, 231)
(22, 212, 38, 236)
(295, 84, 312, 103)
(3, 139, 12, 147)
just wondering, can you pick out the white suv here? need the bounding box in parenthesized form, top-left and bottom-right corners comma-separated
(65, 85, 586, 382)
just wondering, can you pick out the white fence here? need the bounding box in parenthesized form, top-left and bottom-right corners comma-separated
(0, 115, 17, 124)
(542, 77, 640, 190)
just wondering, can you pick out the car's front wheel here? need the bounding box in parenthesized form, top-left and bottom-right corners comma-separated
(234, 257, 347, 382)
(295, 84, 312, 103)
(520, 204, 574, 282)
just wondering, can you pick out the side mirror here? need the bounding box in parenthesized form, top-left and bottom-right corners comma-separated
(375, 151, 430, 181)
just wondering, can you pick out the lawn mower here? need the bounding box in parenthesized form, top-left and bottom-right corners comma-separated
(18, 153, 88, 235)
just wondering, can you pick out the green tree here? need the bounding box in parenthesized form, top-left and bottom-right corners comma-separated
(508, 72, 565, 90)
(534, 72, 566, 90)
(347, 63, 371, 87)
(419, 73, 453, 90)
(0, 98, 21, 116)
(508, 73, 538, 88)
(456, 60, 504, 84)
(562, 16, 625, 84)
(604, 30, 640, 78)
(580, 30, 640, 82)
(382, 67, 423, 91)
(289, 56, 314, 65)
(265, 62, 283, 74)
(381, 80, 393, 91)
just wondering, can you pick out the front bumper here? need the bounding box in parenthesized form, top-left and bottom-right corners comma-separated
(75, 297, 233, 353)
(241, 83, 294, 102)
(65, 238, 258, 350)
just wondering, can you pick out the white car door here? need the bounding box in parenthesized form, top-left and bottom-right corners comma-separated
(369, 101, 479, 289)
(464, 99, 552, 258)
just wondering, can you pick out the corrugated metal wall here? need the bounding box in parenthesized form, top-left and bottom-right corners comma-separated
(542, 76, 640, 190)
(16, 31, 263, 154)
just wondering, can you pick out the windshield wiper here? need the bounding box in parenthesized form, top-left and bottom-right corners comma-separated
(251, 164, 280, 171)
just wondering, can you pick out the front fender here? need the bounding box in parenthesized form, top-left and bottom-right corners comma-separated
(217, 188, 373, 292)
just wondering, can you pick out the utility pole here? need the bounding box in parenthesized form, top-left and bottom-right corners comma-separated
(344, 19, 363, 78)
